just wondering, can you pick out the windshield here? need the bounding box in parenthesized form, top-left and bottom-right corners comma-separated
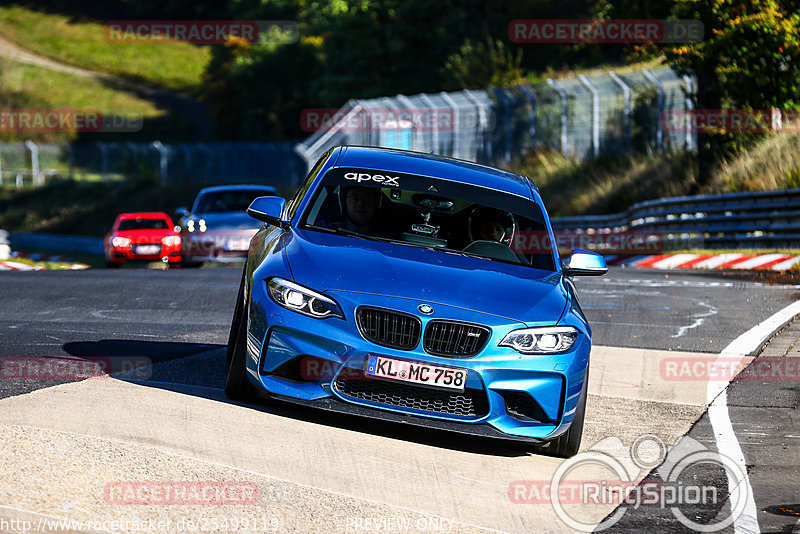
(300, 167, 556, 271)
(117, 218, 169, 231)
(194, 190, 272, 214)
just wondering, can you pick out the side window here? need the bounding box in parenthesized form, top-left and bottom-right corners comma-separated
(287, 152, 329, 220)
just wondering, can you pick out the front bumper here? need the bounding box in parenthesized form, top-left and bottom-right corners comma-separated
(245, 284, 589, 442)
(108, 244, 181, 263)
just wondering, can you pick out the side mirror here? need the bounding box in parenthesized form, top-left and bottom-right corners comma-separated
(247, 196, 289, 229)
(562, 248, 608, 277)
(175, 207, 190, 218)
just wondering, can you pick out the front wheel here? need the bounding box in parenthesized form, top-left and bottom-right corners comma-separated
(541, 368, 589, 458)
(224, 269, 259, 402)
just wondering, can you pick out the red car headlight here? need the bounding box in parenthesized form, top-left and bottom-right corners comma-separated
(161, 236, 181, 247)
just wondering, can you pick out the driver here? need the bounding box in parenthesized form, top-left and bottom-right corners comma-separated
(342, 186, 381, 234)
(469, 206, 515, 244)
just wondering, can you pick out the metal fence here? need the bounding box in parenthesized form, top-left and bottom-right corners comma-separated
(296, 65, 695, 171)
(551, 188, 800, 249)
(1, 65, 694, 189)
(0, 141, 306, 191)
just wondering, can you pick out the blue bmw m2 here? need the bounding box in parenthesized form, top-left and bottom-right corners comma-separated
(224, 146, 606, 457)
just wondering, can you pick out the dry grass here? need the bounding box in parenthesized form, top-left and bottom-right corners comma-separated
(514, 149, 699, 216)
(703, 133, 800, 193)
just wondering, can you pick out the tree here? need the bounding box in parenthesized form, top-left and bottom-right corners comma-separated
(664, 0, 800, 189)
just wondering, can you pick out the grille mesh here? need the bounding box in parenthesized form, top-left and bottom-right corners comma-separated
(356, 307, 421, 350)
(423, 320, 490, 357)
(335, 376, 489, 417)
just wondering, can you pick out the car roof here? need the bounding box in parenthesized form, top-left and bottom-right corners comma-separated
(197, 184, 277, 195)
(116, 212, 170, 220)
(334, 146, 534, 199)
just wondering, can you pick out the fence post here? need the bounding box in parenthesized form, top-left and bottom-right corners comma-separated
(68, 144, 74, 180)
(419, 94, 439, 153)
(642, 68, 664, 154)
(492, 88, 513, 165)
(578, 75, 600, 158)
(461, 90, 490, 163)
(24, 140, 41, 186)
(97, 142, 109, 183)
(546, 79, 569, 157)
(439, 92, 461, 159)
(519, 86, 537, 151)
(682, 75, 695, 151)
(152, 140, 169, 184)
(609, 71, 632, 151)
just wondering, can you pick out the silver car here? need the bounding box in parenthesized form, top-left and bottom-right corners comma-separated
(176, 185, 279, 267)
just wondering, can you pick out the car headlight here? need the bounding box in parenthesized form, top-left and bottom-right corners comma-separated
(267, 278, 344, 320)
(499, 326, 578, 354)
(186, 220, 195, 232)
(162, 235, 181, 247)
(111, 236, 131, 248)
(198, 219, 207, 232)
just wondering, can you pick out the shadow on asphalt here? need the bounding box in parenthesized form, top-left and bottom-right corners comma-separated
(113, 345, 536, 458)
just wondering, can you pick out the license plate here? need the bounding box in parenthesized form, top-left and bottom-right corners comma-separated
(365, 355, 467, 391)
(135, 245, 160, 255)
(225, 239, 248, 251)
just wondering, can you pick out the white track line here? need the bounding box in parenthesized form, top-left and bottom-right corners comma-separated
(707, 300, 800, 534)
(692, 254, 744, 269)
(651, 254, 700, 269)
(730, 254, 788, 270)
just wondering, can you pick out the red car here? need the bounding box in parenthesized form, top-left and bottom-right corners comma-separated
(104, 212, 182, 268)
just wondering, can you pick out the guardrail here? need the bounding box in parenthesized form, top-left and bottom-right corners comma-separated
(550, 188, 800, 249)
(8, 232, 104, 256)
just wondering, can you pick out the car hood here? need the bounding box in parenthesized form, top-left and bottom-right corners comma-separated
(284, 228, 568, 324)
(189, 212, 262, 231)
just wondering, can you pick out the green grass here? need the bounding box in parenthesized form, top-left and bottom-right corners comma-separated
(0, 178, 205, 236)
(0, 5, 211, 93)
(0, 59, 164, 142)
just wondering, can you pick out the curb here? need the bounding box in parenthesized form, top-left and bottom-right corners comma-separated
(609, 253, 800, 271)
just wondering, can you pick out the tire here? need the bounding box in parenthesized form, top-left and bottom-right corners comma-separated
(180, 257, 203, 268)
(224, 269, 259, 402)
(226, 269, 246, 365)
(542, 367, 589, 458)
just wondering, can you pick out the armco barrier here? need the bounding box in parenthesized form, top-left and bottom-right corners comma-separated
(551, 188, 800, 249)
(9, 232, 104, 255)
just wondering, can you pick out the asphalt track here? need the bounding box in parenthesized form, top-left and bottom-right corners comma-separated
(0, 266, 798, 533)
